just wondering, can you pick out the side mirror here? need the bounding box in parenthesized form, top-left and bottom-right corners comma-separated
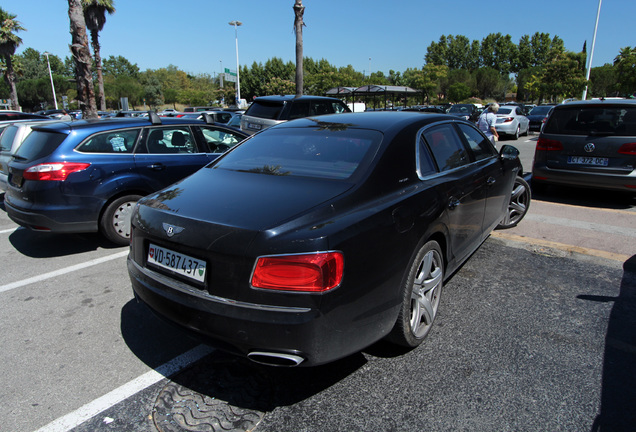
(499, 144, 519, 160)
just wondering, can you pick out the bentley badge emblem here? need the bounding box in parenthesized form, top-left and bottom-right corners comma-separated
(162, 223, 184, 237)
(584, 143, 596, 153)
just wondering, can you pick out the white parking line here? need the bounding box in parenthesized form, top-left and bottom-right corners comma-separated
(0, 250, 129, 294)
(0, 227, 18, 235)
(33, 344, 215, 432)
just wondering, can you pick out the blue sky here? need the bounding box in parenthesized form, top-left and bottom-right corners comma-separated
(7, 0, 635, 77)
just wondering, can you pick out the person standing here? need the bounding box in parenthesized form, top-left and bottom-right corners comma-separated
(477, 103, 500, 144)
(59, 110, 73, 121)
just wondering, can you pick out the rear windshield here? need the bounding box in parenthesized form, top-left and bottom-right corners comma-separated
(448, 105, 473, 114)
(13, 130, 67, 161)
(529, 106, 553, 116)
(498, 107, 513, 115)
(212, 127, 382, 180)
(245, 101, 285, 120)
(544, 105, 636, 136)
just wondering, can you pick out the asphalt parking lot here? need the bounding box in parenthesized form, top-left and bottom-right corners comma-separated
(1, 134, 635, 431)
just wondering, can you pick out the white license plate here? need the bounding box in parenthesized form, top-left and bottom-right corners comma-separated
(247, 123, 262, 130)
(147, 243, 206, 283)
(567, 156, 609, 166)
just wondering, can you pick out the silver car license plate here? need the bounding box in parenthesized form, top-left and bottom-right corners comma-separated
(567, 156, 609, 166)
(147, 243, 206, 283)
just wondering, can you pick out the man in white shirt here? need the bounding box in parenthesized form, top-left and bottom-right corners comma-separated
(477, 103, 500, 144)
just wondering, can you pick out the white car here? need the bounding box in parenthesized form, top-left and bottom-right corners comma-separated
(495, 106, 530, 139)
(0, 120, 54, 192)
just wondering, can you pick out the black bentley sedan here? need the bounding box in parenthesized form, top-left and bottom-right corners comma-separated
(128, 112, 528, 367)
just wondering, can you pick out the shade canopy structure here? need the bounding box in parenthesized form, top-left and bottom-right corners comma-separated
(325, 85, 422, 110)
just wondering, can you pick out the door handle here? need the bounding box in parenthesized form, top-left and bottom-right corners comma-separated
(448, 197, 460, 210)
(147, 163, 165, 170)
(486, 176, 496, 186)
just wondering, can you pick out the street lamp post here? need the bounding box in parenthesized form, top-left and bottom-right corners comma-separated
(43, 52, 58, 110)
(582, 0, 602, 100)
(228, 20, 242, 107)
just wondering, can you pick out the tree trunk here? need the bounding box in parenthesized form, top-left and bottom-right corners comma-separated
(90, 29, 106, 111)
(68, 0, 98, 119)
(2, 55, 20, 110)
(293, 0, 304, 97)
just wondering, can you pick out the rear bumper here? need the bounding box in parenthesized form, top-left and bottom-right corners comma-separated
(4, 196, 98, 233)
(128, 257, 380, 366)
(495, 122, 518, 135)
(532, 163, 636, 192)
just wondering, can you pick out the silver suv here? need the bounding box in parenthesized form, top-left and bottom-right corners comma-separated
(240, 95, 351, 135)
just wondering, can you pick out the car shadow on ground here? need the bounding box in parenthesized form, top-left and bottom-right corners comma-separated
(530, 181, 636, 211)
(588, 254, 636, 431)
(119, 298, 404, 419)
(8, 228, 123, 257)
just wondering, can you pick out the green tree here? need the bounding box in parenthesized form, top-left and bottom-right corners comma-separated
(103, 55, 139, 77)
(480, 33, 518, 74)
(0, 7, 25, 110)
(83, 0, 115, 111)
(447, 82, 471, 103)
(614, 46, 636, 96)
(590, 64, 618, 97)
(425, 35, 448, 66)
(474, 68, 500, 99)
(541, 52, 586, 101)
(68, 0, 98, 118)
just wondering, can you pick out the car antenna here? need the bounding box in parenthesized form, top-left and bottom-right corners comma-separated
(149, 111, 162, 125)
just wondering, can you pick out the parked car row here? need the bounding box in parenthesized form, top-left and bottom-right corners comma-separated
(3, 113, 248, 245)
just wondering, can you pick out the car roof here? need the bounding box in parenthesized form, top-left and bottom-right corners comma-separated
(253, 95, 345, 103)
(29, 116, 210, 133)
(557, 99, 636, 107)
(272, 111, 453, 133)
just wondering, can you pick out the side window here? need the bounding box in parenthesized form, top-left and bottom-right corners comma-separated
(76, 129, 139, 153)
(457, 123, 497, 161)
(422, 124, 469, 172)
(288, 102, 310, 120)
(332, 102, 349, 113)
(145, 127, 197, 154)
(417, 136, 437, 177)
(196, 126, 245, 153)
(311, 102, 332, 116)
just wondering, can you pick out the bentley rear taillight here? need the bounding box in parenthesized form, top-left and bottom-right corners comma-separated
(251, 252, 344, 292)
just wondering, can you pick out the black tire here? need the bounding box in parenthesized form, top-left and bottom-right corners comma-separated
(496, 176, 531, 229)
(387, 240, 444, 348)
(513, 125, 520, 140)
(100, 194, 142, 245)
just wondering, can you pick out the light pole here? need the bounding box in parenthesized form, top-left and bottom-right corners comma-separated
(582, 0, 602, 100)
(43, 52, 58, 110)
(228, 21, 242, 107)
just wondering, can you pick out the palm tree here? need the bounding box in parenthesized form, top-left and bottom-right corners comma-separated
(83, 0, 115, 111)
(293, 0, 304, 96)
(0, 7, 25, 110)
(68, 0, 98, 119)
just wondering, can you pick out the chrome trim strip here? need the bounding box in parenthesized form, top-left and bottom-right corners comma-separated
(131, 258, 311, 313)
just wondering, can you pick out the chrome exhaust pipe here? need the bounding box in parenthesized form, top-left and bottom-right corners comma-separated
(247, 351, 305, 367)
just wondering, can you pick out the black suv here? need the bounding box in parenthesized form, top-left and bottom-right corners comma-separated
(240, 95, 351, 134)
